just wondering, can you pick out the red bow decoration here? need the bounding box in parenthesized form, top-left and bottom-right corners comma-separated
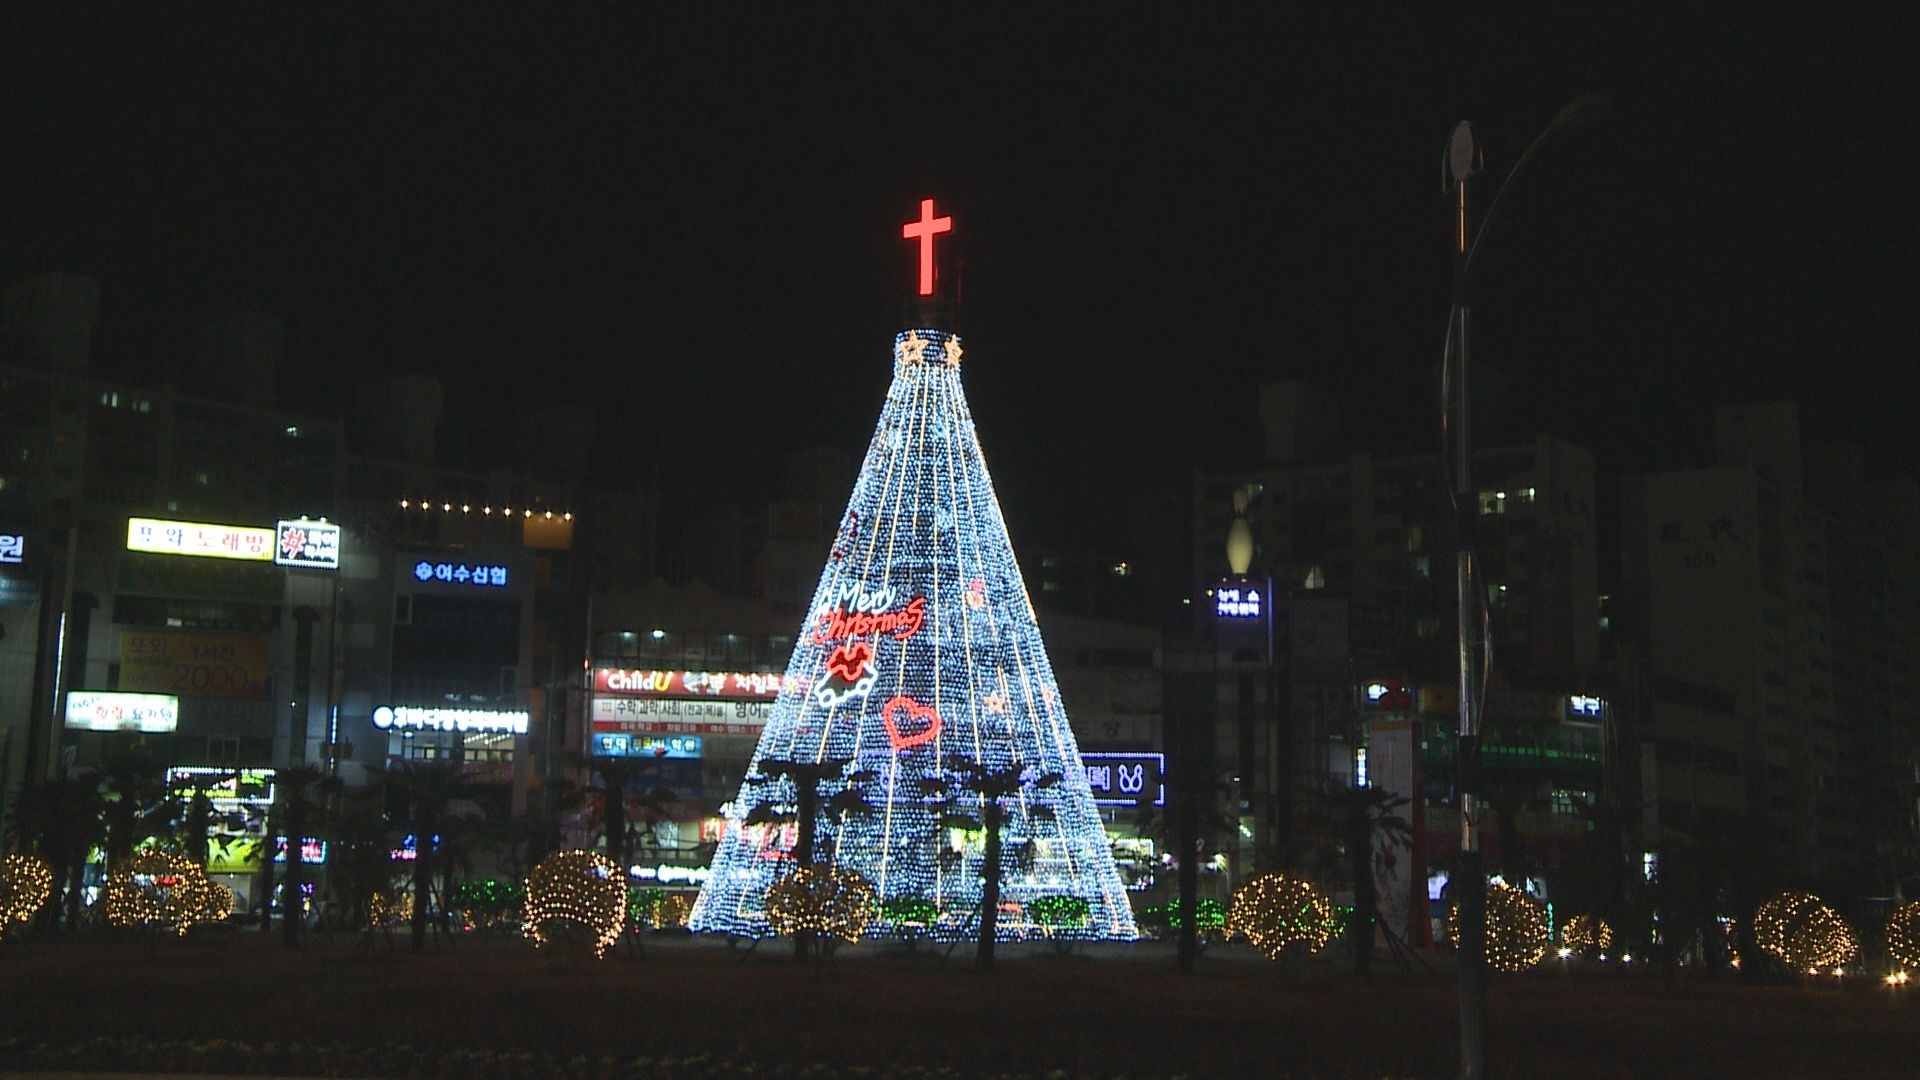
(825, 640, 875, 683)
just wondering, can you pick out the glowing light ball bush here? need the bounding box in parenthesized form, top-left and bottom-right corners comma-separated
(1754, 890, 1857, 972)
(0, 854, 55, 933)
(1885, 902, 1920, 972)
(1560, 913, 1612, 956)
(1225, 873, 1336, 959)
(525, 849, 626, 958)
(1447, 881, 1550, 972)
(201, 881, 236, 922)
(103, 849, 214, 936)
(764, 862, 877, 944)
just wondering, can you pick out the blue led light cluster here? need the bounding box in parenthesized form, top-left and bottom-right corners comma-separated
(411, 561, 508, 587)
(690, 329, 1138, 942)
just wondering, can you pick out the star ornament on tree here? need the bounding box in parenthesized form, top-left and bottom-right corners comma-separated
(896, 331, 926, 367)
(942, 336, 963, 368)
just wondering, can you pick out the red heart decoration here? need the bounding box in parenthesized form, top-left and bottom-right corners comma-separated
(882, 695, 943, 751)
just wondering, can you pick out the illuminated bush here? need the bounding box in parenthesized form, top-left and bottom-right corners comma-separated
(1139, 896, 1228, 938)
(1885, 902, 1920, 972)
(1030, 895, 1092, 933)
(525, 849, 626, 958)
(881, 895, 938, 931)
(1754, 890, 1857, 973)
(1447, 881, 1550, 972)
(764, 862, 877, 944)
(1225, 873, 1336, 959)
(1560, 913, 1612, 957)
(454, 878, 525, 931)
(0, 854, 54, 934)
(628, 887, 692, 931)
(104, 849, 214, 937)
(201, 881, 235, 922)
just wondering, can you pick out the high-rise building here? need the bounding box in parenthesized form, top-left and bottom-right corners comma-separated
(1621, 403, 1920, 893)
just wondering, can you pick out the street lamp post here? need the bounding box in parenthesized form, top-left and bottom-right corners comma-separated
(1443, 120, 1488, 1080)
(1442, 96, 1605, 1080)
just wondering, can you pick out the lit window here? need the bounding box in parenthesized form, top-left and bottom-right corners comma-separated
(1477, 491, 1507, 515)
(1303, 566, 1326, 590)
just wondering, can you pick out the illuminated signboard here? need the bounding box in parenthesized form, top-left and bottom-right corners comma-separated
(591, 668, 792, 699)
(275, 519, 341, 570)
(166, 767, 276, 804)
(65, 690, 180, 733)
(410, 560, 508, 587)
(272, 837, 328, 864)
(373, 705, 529, 735)
(591, 733, 703, 759)
(630, 864, 712, 886)
(1569, 695, 1604, 719)
(119, 629, 270, 700)
(126, 517, 274, 561)
(168, 767, 275, 873)
(589, 694, 773, 736)
(1214, 583, 1263, 619)
(0, 531, 22, 564)
(1079, 752, 1165, 807)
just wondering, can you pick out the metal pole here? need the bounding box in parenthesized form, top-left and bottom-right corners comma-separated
(1446, 121, 1487, 1080)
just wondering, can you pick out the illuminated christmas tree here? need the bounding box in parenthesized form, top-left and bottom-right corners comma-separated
(689, 201, 1137, 943)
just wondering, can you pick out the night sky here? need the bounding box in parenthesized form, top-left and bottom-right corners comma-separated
(3, 10, 1914, 549)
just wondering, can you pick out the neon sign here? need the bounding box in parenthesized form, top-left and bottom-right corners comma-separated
(1569, 695, 1604, 718)
(1215, 584, 1263, 619)
(411, 560, 508, 587)
(275, 519, 341, 570)
(592, 669, 793, 699)
(901, 197, 952, 296)
(1079, 752, 1165, 807)
(372, 705, 529, 735)
(127, 517, 274, 562)
(810, 584, 928, 644)
(591, 733, 704, 759)
(65, 690, 180, 733)
(881, 694, 942, 751)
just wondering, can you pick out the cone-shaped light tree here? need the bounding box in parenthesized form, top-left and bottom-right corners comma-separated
(690, 200, 1136, 944)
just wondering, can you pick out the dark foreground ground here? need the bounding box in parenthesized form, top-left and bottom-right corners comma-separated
(2, 932, 1916, 1080)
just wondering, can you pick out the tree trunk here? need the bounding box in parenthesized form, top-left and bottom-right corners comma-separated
(977, 800, 1003, 968)
(282, 802, 305, 948)
(411, 836, 432, 952)
(1349, 802, 1375, 977)
(1176, 786, 1198, 972)
(793, 784, 818, 963)
(258, 843, 278, 933)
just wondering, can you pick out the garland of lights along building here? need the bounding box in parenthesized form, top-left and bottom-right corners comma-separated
(690, 200, 1138, 941)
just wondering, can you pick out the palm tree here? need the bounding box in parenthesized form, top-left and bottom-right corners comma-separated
(386, 760, 477, 952)
(270, 764, 334, 948)
(321, 784, 397, 934)
(98, 742, 171, 871)
(1322, 782, 1413, 977)
(5, 775, 104, 936)
(918, 759, 1061, 968)
(743, 756, 873, 960)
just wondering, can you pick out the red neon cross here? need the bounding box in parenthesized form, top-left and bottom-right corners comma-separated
(901, 198, 953, 296)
